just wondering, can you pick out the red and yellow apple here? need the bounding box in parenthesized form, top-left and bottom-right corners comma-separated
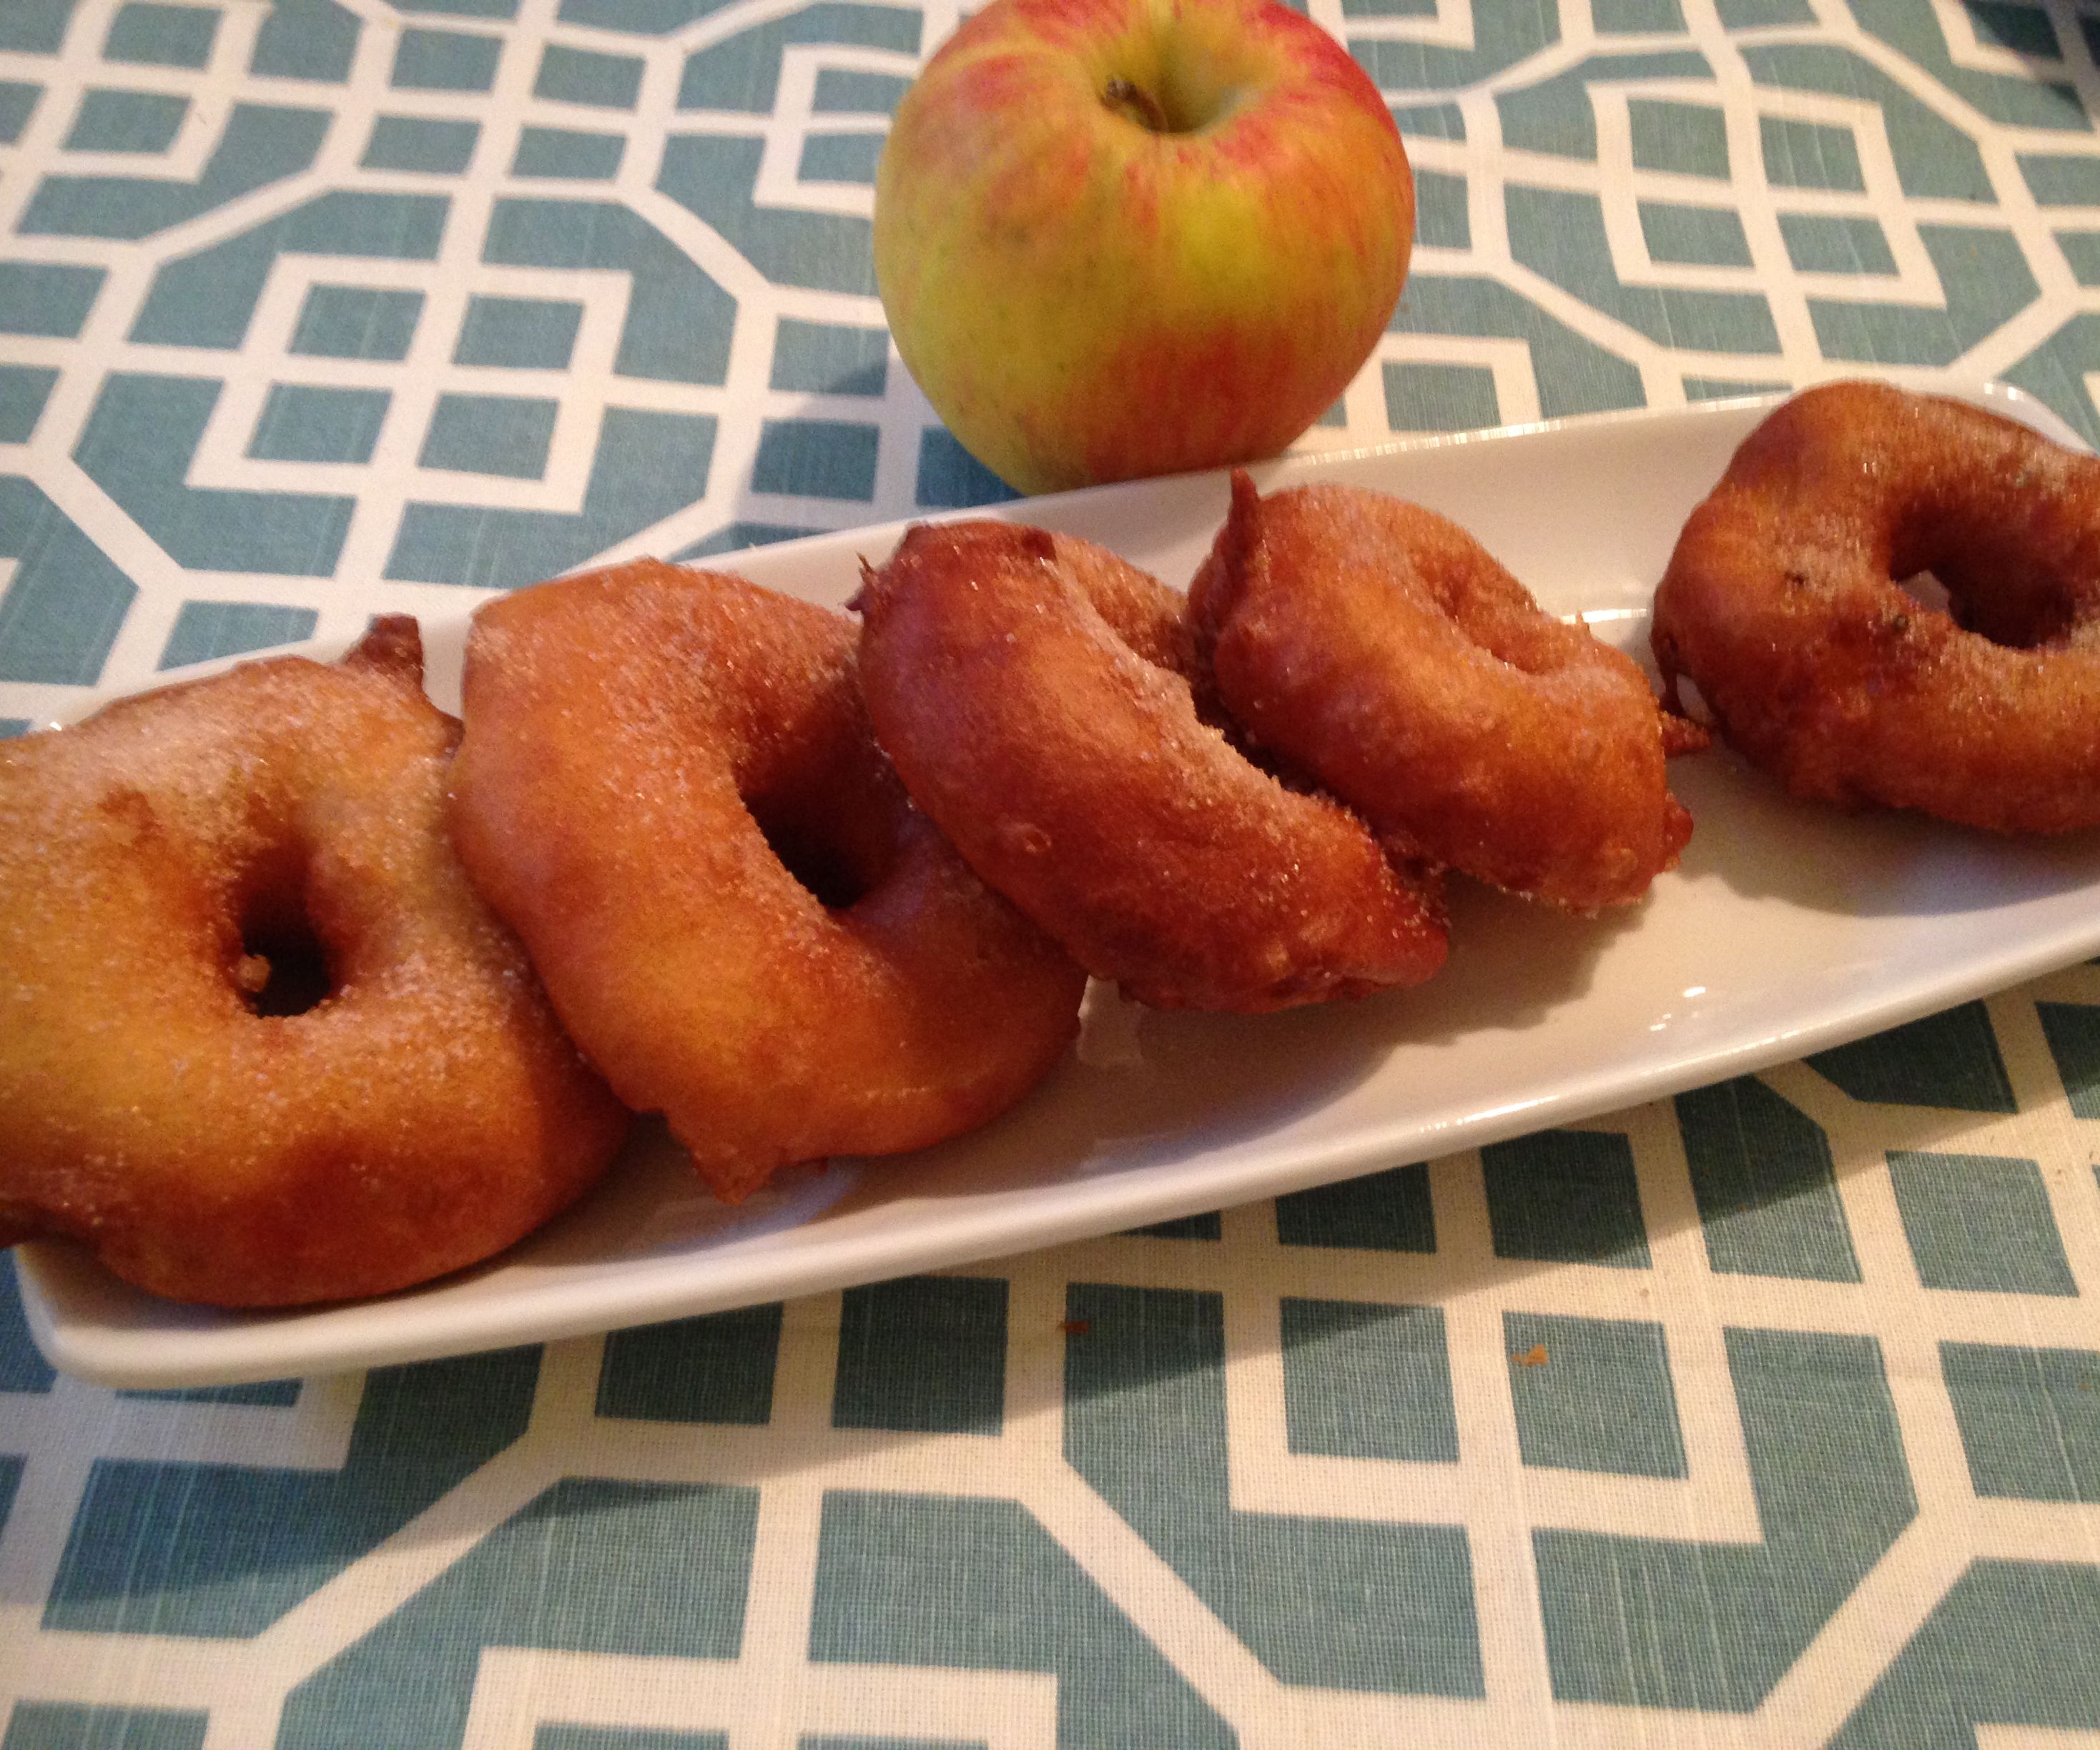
(872, 0, 1414, 495)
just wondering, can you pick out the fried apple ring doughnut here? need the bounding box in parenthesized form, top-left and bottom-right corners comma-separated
(448, 561, 1086, 1202)
(1653, 380, 2100, 834)
(854, 520, 1448, 1012)
(1191, 472, 1695, 912)
(0, 620, 628, 1307)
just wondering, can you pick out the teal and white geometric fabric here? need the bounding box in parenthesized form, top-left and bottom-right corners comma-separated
(6, 0, 2100, 1743)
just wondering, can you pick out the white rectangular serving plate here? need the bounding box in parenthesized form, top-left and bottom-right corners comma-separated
(22, 387, 2100, 1387)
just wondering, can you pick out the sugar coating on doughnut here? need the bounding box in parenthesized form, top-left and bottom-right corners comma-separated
(1191, 471, 1692, 913)
(0, 621, 629, 1307)
(448, 561, 1086, 1202)
(855, 520, 1449, 1012)
(1654, 380, 2100, 834)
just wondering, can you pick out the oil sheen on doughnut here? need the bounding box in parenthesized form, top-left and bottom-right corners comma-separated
(448, 560, 1087, 1202)
(0, 620, 629, 1307)
(1653, 380, 2100, 834)
(1191, 471, 1695, 912)
(854, 520, 1449, 1012)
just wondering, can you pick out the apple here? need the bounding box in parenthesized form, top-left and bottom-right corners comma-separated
(872, 0, 1414, 496)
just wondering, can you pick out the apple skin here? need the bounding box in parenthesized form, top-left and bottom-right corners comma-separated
(872, 0, 1414, 495)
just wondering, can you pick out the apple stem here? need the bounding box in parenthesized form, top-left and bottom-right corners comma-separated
(1102, 76, 1172, 133)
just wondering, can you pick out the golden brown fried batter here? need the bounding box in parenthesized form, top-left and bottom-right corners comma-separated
(1192, 471, 1692, 912)
(0, 621, 628, 1306)
(449, 561, 1086, 1202)
(855, 520, 1448, 1011)
(1654, 380, 2100, 834)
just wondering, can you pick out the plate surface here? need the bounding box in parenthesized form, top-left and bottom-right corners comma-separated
(21, 386, 2100, 1386)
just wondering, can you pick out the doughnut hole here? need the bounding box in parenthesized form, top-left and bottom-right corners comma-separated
(228, 845, 336, 1018)
(1893, 491, 2100, 651)
(748, 794, 883, 911)
(740, 716, 904, 914)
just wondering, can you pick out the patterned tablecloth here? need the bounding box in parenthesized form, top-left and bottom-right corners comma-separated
(6, 0, 2100, 1743)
